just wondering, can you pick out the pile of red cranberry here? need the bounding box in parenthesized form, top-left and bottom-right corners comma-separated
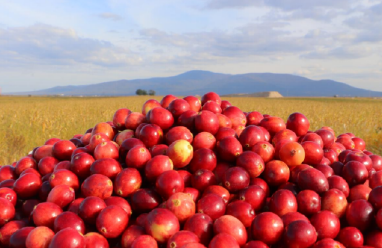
(1, 92, 382, 248)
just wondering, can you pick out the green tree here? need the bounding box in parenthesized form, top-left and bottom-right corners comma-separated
(148, 90, 156, 96)
(136, 89, 147, 95)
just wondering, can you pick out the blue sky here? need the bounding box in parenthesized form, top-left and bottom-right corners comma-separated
(1, 0, 381, 92)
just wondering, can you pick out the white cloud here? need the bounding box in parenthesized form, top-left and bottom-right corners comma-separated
(265, 0, 356, 11)
(302, 46, 374, 60)
(140, 20, 371, 62)
(205, 0, 364, 22)
(205, 0, 357, 10)
(206, 0, 263, 9)
(284, 8, 345, 21)
(0, 24, 142, 67)
(345, 3, 382, 42)
(140, 22, 318, 60)
(98, 12, 123, 21)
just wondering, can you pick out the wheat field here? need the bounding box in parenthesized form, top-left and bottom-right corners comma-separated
(1, 95, 382, 165)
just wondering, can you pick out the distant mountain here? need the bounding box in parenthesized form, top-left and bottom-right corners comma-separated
(10, 70, 382, 97)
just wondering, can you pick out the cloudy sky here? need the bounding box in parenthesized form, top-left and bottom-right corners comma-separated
(1, 0, 382, 93)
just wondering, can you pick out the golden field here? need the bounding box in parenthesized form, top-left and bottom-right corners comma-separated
(1, 95, 382, 165)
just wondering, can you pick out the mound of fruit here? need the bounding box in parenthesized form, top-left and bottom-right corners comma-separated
(1, 92, 382, 248)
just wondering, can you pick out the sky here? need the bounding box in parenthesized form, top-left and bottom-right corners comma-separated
(1, 0, 382, 93)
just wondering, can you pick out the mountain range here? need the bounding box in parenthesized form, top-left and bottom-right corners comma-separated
(10, 70, 382, 97)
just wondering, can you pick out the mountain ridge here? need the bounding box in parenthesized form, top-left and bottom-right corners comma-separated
(8, 70, 382, 97)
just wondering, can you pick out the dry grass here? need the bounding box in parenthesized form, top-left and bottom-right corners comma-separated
(1, 95, 382, 165)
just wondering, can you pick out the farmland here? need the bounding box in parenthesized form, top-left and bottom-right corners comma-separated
(1, 95, 382, 166)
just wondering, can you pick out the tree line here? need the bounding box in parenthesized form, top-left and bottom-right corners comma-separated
(136, 89, 156, 96)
